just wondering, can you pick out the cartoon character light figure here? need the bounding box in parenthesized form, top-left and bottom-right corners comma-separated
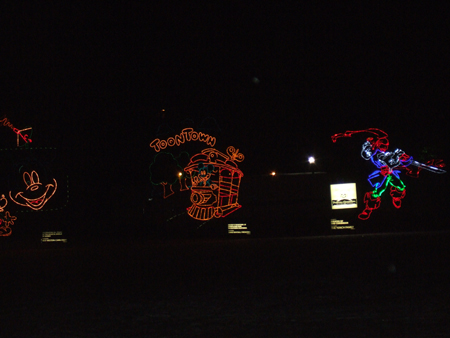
(332, 128, 446, 220)
(0, 194, 16, 236)
(184, 146, 244, 221)
(9, 170, 57, 211)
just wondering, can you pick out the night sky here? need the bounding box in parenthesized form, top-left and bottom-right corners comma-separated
(3, 6, 450, 336)
(1, 3, 449, 230)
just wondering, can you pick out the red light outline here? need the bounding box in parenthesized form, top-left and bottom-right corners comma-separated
(332, 128, 446, 220)
(150, 128, 216, 152)
(9, 170, 57, 211)
(149, 151, 191, 199)
(1, 117, 33, 145)
(0, 211, 16, 236)
(0, 194, 16, 237)
(184, 146, 244, 221)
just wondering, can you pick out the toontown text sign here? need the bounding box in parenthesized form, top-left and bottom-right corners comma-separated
(150, 128, 216, 152)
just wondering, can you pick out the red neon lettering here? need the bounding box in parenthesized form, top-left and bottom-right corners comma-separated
(150, 128, 217, 152)
(207, 136, 216, 147)
(159, 140, 167, 150)
(182, 128, 193, 142)
(174, 134, 185, 146)
(150, 139, 161, 152)
(191, 131, 199, 141)
(167, 137, 176, 147)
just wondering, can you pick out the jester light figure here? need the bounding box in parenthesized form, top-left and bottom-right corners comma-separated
(332, 128, 446, 220)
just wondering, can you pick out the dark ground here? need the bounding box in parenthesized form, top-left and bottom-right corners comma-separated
(1, 230, 450, 337)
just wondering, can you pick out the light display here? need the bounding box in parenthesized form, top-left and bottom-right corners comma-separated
(2, 119, 67, 237)
(147, 121, 244, 225)
(150, 128, 216, 152)
(1, 148, 68, 213)
(0, 194, 7, 211)
(184, 146, 244, 221)
(0, 195, 16, 236)
(0, 211, 16, 236)
(0, 148, 67, 237)
(149, 152, 190, 199)
(228, 223, 251, 235)
(15, 127, 33, 147)
(1, 116, 32, 146)
(41, 231, 67, 243)
(332, 128, 446, 220)
(330, 183, 357, 209)
(9, 170, 57, 211)
(330, 219, 355, 230)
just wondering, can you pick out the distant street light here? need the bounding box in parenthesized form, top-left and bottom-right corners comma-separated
(308, 156, 316, 174)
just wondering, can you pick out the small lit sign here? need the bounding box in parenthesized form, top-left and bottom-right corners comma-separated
(228, 223, 250, 235)
(41, 231, 67, 243)
(330, 183, 357, 209)
(331, 219, 355, 230)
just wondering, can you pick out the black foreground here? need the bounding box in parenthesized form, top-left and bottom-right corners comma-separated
(1, 231, 450, 337)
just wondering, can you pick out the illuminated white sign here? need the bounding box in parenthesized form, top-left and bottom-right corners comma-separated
(331, 219, 355, 230)
(41, 231, 67, 243)
(330, 183, 357, 209)
(228, 223, 250, 235)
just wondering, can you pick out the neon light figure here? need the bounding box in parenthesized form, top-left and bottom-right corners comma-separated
(149, 152, 190, 199)
(9, 170, 57, 211)
(0, 195, 16, 236)
(192, 162, 217, 188)
(0, 211, 16, 236)
(1, 117, 33, 146)
(0, 194, 7, 212)
(332, 128, 446, 220)
(184, 146, 244, 221)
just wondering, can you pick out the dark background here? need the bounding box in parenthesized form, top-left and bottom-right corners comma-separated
(2, 4, 450, 336)
(1, 2, 449, 240)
